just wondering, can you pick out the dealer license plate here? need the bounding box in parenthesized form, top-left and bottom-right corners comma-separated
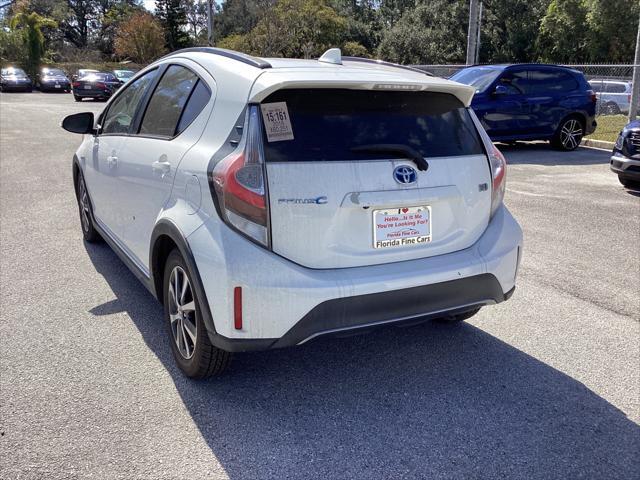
(373, 206, 432, 249)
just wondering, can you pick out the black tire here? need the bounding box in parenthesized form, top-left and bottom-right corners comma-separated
(74, 95, 82, 102)
(602, 102, 621, 115)
(551, 116, 584, 151)
(163, 250, 231, 378)
(76, 171, 101, 242)
(434, 307, 482, 324)
(618, 175, 640, 189)
(26, 87, 32, 93)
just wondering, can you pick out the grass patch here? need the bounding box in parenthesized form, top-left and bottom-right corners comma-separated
(586, 115, 627, 143)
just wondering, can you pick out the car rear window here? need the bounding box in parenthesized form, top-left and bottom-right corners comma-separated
(259, 89, 483, 162)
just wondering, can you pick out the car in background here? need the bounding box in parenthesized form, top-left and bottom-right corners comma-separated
(36, 67, 71, 93)
(611, 120, 640, 188)
(589, 79, 632, 115)
(451, 64, 597, 151)
(72, 72, 121, 101)
(71, 68, 99, 82)
(112, 69, 136, 85)
(0, 67, 33, 92)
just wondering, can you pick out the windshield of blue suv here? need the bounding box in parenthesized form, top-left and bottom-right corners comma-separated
(450, 66, 503, 92)
(259, 89, 484, 162)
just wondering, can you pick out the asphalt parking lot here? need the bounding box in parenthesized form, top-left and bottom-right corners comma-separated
(1, 92, 639, 479)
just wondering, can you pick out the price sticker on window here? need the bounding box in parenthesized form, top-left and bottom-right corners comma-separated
(260, 102, 294, 142)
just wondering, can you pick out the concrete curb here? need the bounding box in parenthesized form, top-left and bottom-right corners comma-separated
(581, 138, 614, 150)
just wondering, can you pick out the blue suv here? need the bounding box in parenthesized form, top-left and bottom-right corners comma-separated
(451, 64, 597, 151)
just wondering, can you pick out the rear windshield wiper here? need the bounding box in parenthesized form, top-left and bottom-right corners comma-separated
(350, 144, 429, 171)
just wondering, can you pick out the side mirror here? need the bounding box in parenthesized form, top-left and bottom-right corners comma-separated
(493, 85, 508, 96)
(62, 112, 95, 134)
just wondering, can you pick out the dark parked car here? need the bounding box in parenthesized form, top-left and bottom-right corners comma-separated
(72, 72, 120, 101)
(451, 64, 597, 151)
(111, 69, 135, 85)
(0, 67, 33, 92)
(611, 120, 640, 188)
(36, 67, 71, 92)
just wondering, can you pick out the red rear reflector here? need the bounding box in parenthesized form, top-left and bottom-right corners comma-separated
(234, 287, 242, 330)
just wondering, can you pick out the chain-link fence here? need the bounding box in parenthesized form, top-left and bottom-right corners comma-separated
(413, 64, 640, 143)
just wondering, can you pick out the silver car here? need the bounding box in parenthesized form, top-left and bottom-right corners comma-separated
(589, 79, 632, 115)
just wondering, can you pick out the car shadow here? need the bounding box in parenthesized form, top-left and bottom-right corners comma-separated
(85, 242, 639, 479)
(498, 141, 610, 166)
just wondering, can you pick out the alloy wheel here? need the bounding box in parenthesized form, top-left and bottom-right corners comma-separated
(560, 119, 582, 150)
(78, 177, 90, 233)
(168, 266, 197, 359)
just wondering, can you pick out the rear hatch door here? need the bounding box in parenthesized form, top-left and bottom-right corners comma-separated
(259, 87, 492, 269)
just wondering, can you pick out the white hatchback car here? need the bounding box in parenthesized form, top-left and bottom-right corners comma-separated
(63, 48, 523, 378)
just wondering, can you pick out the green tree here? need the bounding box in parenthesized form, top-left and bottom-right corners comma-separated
(220, 0, 347, 58)
(481, 0, 550, 63)
(96, 1, 145, 56)
(585, 0, 639, 63)
(215, 0, 275, 42)
(537, 0, 590, 62)
(10, 11, 57, 76)
(155, 0, 190, 50)
(378, 0, 416, 28)
(377, 0, 468, 64)
(0, 23, 27, 65)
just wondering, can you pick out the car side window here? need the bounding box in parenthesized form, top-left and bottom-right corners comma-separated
(590, 82, 602, 93)
(139, 65, 204, 138)
(176, 80, 211, 134)
(101, 70, 157, 135)
(528, 70, 578, 94)
(606, 83, 626, 93)
(498, 70, 529, 95)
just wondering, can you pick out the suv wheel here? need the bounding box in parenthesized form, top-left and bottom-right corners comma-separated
(163, 250, 231, 378)
(603, 102, 621, 115)
(552, 117, 583, 151)
(76, 172, 101, 242)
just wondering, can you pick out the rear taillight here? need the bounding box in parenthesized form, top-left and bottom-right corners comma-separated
(72, 82, 80, 88)
(468, 109, 507, 218)
(488, 144, 507, 217)
(212, 106, 270, 246)
(96, 82, 106, 89)
(587, 90, 596, 103)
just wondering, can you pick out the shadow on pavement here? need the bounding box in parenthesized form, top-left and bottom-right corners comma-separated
(86, 242, 639, 479)
(498, 142, 610, 166)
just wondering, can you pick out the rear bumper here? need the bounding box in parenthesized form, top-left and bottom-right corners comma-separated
(41, 82, 70, 91)
(610, 154, 640, 179)
(1, 82, 31, 91)
(188, 205, 523, 352)
(73, 89, 110, 98)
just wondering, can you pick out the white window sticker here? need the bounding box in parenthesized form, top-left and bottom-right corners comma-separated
(260, 102, 294, 142)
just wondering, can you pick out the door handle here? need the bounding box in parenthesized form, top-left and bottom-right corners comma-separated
(107, 155, 118, 168)
(152, 160, 171, 176)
